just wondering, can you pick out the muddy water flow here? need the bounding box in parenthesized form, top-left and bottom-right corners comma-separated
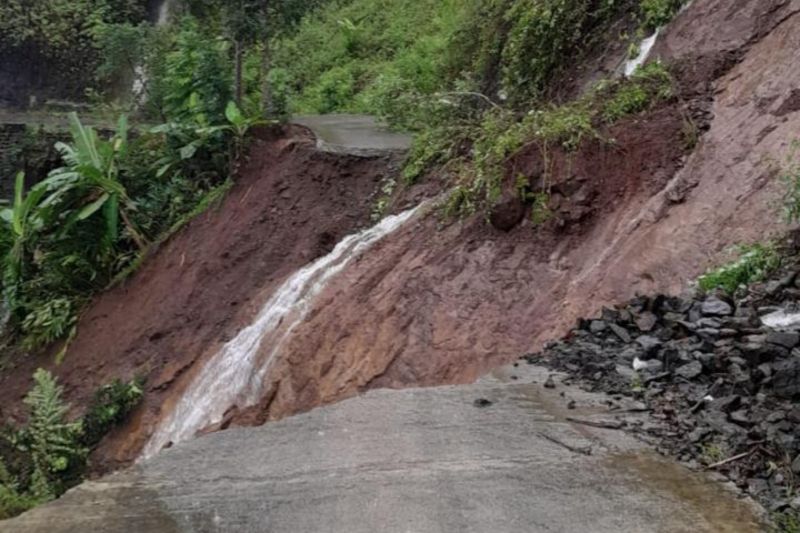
(142, 204, 427, 459)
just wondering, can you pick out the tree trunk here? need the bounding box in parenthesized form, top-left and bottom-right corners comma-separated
(260, 40, 274, 119)
(234, 39, 244, 107)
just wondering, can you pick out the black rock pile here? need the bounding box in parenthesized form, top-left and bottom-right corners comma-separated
(528, 264, 800, 519)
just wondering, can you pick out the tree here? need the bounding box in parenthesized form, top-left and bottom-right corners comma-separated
(217, 0, 327, 117)
(219, 0, 265, 107)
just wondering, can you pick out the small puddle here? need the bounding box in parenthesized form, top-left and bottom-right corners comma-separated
(504, 382, 608, 419)
(488, 366, 617, 420)
(606, 452, 765, 532)
(488, 366, 765, 531)
(486, 368, 628, 446)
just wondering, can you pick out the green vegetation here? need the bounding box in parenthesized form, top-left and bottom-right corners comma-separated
(371, 177, 398, 222)
(411, 61, 675, 216)
(273, 0, 465, 121)
(697, 142, 800, 297)
(639, 0, 686, 31)
(0, 1, 291, 354)
(0, 0, 737, 522)
(269, 0, 689, 221)
(697, 243, 781, 295)
(81, 378, 144, 448)
(273, 0, 682, 123)
(772, 511, 800, 533)
(0, 370, 142, 519)
(0, 0, 695, 359)
(699, 441, 727, 465)
(0, 102, 257, 352)
(0, 0, 150, 102)
(630, 372, 644, 393)
(271, 0, 679, 218)
(781, 140, 800, 223)
(274, 0, 630, 124)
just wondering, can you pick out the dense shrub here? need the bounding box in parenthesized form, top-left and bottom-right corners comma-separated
(81, 378, 144, 448)
(0, 0, 150, 103)
(0, 105, 239, 350)
(0, 370, 143, 519)
(273, 0, 687, 218)
(273, 0, 466, 124)
(405, 61, 675, 212)
(639, 0, 686, 30)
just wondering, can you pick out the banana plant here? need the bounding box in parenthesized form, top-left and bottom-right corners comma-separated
(220, 100, 269, 163)
(41, 113, 147, 254)
(153, 100, 270, 179)
(0, 172, 48, 312)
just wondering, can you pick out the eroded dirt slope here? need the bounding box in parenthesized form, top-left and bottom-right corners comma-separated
(232, 0, 800, 425)
(0, 126, 397, 470)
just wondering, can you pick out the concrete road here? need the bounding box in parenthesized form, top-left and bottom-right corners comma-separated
(2, 366, 764, 533)
(293, 114, 411, 155)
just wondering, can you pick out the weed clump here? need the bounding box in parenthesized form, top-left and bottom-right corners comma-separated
(698, 244, 781, 295)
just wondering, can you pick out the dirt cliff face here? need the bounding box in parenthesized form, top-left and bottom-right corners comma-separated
(0, 126, 399, 470)
(230, 0, 800, 424)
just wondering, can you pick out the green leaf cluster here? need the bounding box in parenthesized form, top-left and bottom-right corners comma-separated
(639, 0, 686, 31)
(81, 378, 143, 448)
(406, 61, 674, 211)
(0, 370, 143, 519)
(698, 243, 781, 295)
(0, 102, 250, 351)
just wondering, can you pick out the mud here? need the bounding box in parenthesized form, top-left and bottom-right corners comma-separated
(0, 126, 399, 471)
(225, 0, 800, 428)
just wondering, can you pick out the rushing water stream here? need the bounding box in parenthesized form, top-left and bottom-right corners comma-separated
(141, 205, 424, 459)
(623, 30, 659, 76)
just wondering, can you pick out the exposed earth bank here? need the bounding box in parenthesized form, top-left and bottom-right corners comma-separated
(232, 0, 800, 427)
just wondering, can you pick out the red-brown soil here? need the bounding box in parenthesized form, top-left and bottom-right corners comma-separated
(0, 126, 399, 471)
(226, 0, 800, 424)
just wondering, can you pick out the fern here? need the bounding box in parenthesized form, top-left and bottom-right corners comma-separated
(0, 370, 139, 519)
(19, 369, 85, 497)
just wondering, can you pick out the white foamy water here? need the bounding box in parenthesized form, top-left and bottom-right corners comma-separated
(156, 0, 172, 26)
(141, 205, 423, 459)
(624, 30, 659, 77)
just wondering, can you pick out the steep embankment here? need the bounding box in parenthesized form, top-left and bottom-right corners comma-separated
(227, 0, 800, 424)
(0, 126, 401, 470)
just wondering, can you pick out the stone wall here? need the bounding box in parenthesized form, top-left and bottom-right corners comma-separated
(0, 44, 92, 109)
(0, 123, 27, 197)
(0, 123, 64, 199)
